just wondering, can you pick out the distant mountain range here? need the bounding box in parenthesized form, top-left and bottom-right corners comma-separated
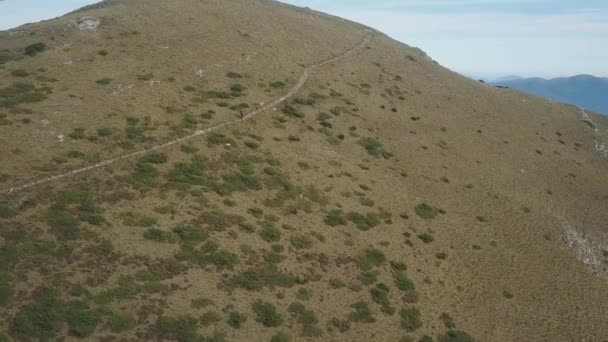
(491, 74, 608, 115)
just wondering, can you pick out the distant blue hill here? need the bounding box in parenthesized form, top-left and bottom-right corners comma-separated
(492, 74, 608, 115)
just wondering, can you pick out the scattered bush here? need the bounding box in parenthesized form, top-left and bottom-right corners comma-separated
(95, 78, 112, 85)
(270, 81, 286, 88)
(437, 330, 475, 342)
(347, 212, 380, 231)
(418, 233, 435, 244)
(349, 301, 375, 323)
(11, 69, 29, 77)
(108, 311, 136, 333)
(330, 318, 351, 333)
(200, 310, 222, 327)
(287, 302, 322, 337)
(143, 228, 177, 243)
(24, 42, 47, 56)
(399, 307, 422, 332)
(370, 283, 395, 315)
(358, 137, 392, 159)
(252, 301, 283, 327)
(10, 288, 65, 340)
(227, 311, 247, 329)
(258, 222, 281, 242)
(393, 270, 418, 303)
(357, 248, 386, 270)
(290, 234, 314, 250)
(155, 316, 200, 341)
(415, 203, 442, 219)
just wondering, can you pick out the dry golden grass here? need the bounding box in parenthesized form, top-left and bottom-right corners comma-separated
(1, 0, 608, 341)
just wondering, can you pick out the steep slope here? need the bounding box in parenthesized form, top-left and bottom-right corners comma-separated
(493, 74, 608, 115)
(1, 0, 608, 341)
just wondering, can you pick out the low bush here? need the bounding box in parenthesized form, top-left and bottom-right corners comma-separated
(252, 301, 283, 327)
(24, 42, 47, 56)
(227, 311, 247, 329)
(399, 307, 422, 332)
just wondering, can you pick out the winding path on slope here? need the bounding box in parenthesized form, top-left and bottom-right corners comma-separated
(4, 36, 371, 195)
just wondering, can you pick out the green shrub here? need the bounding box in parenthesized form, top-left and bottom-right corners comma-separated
(282, 104, 304, 118)
(11, 69, 29, 77)
(399, 307, 422, 332)
(370, 283, 395, 315)
(121, 212, 157, 227)
(329, 278, 346, 289)
(207, 132, 235, 146)
(259, 223, 281, 242)
(10, 288, 65, 340)
(358, 270, 378, 286)
(227, 72, 243, 79)
(358, 137, 392, 158)
(349, 301, 375, 323)
(0, 271, 14, 306)
(252, 301, 283, 327)
(0, 82, 48, 108)
(227, 311, 247, 329)
(143, 228, 177, 243)
(200, 310, 222, 327)
(437, 330, 475, 342)
(95, 78, 112, 85)
(290, 234, 314, 250)
(296, 288, 313, 301)
(415, 203, 441, 219)
(418, 233, 435, 244)
(330, 317, 351, 332)
(24, 42, 47, 56)
(357, 248, 386, 270)
(98, 50, 109, 56)
(230, 84, 246, 93)
(227, 266, 297, 291)
(347, 212, 381, 231)
(65, 301, 101, 337)
(324, 210, 347, 226)
(46, 205, 79, 240)
(244, 141, 259, 149)
(270, 81, 286, 88)
(155, 316, 200, 341)
(287, 302, 322, 336)
(141, 152, 168, 164)
(393, 270, 418, 303)
(108, 311, 136, 332)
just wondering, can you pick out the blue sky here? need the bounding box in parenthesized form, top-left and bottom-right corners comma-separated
(1, 0, 607, 79)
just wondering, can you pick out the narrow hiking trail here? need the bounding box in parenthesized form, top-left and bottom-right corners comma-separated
(3, 36, 371, 195)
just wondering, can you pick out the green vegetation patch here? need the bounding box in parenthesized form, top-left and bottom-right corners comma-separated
(287, 302, 322, 337)
(0, 82, 48, 108)
(415, 203, 443, 220)
(399, 307, 422, 332)
(252, 301, 283, 327)
(357, 248, 386, 270)
(24, 42, 47, 56)
(347, 212, 381, 231)
(155, 316, 200, 341)
(349, 301, 375, 323)
(358, 137, 392, 159)
(227, 265, 298, 291)
(324, 210, 347, 226)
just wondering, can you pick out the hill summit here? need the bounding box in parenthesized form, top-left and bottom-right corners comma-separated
(1, 0, 607, 341)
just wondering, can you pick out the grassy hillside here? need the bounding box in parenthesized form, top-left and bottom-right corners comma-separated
(1, 0, 608, 341)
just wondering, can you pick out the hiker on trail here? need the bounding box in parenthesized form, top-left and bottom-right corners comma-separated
(239, 109, 245, 119)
